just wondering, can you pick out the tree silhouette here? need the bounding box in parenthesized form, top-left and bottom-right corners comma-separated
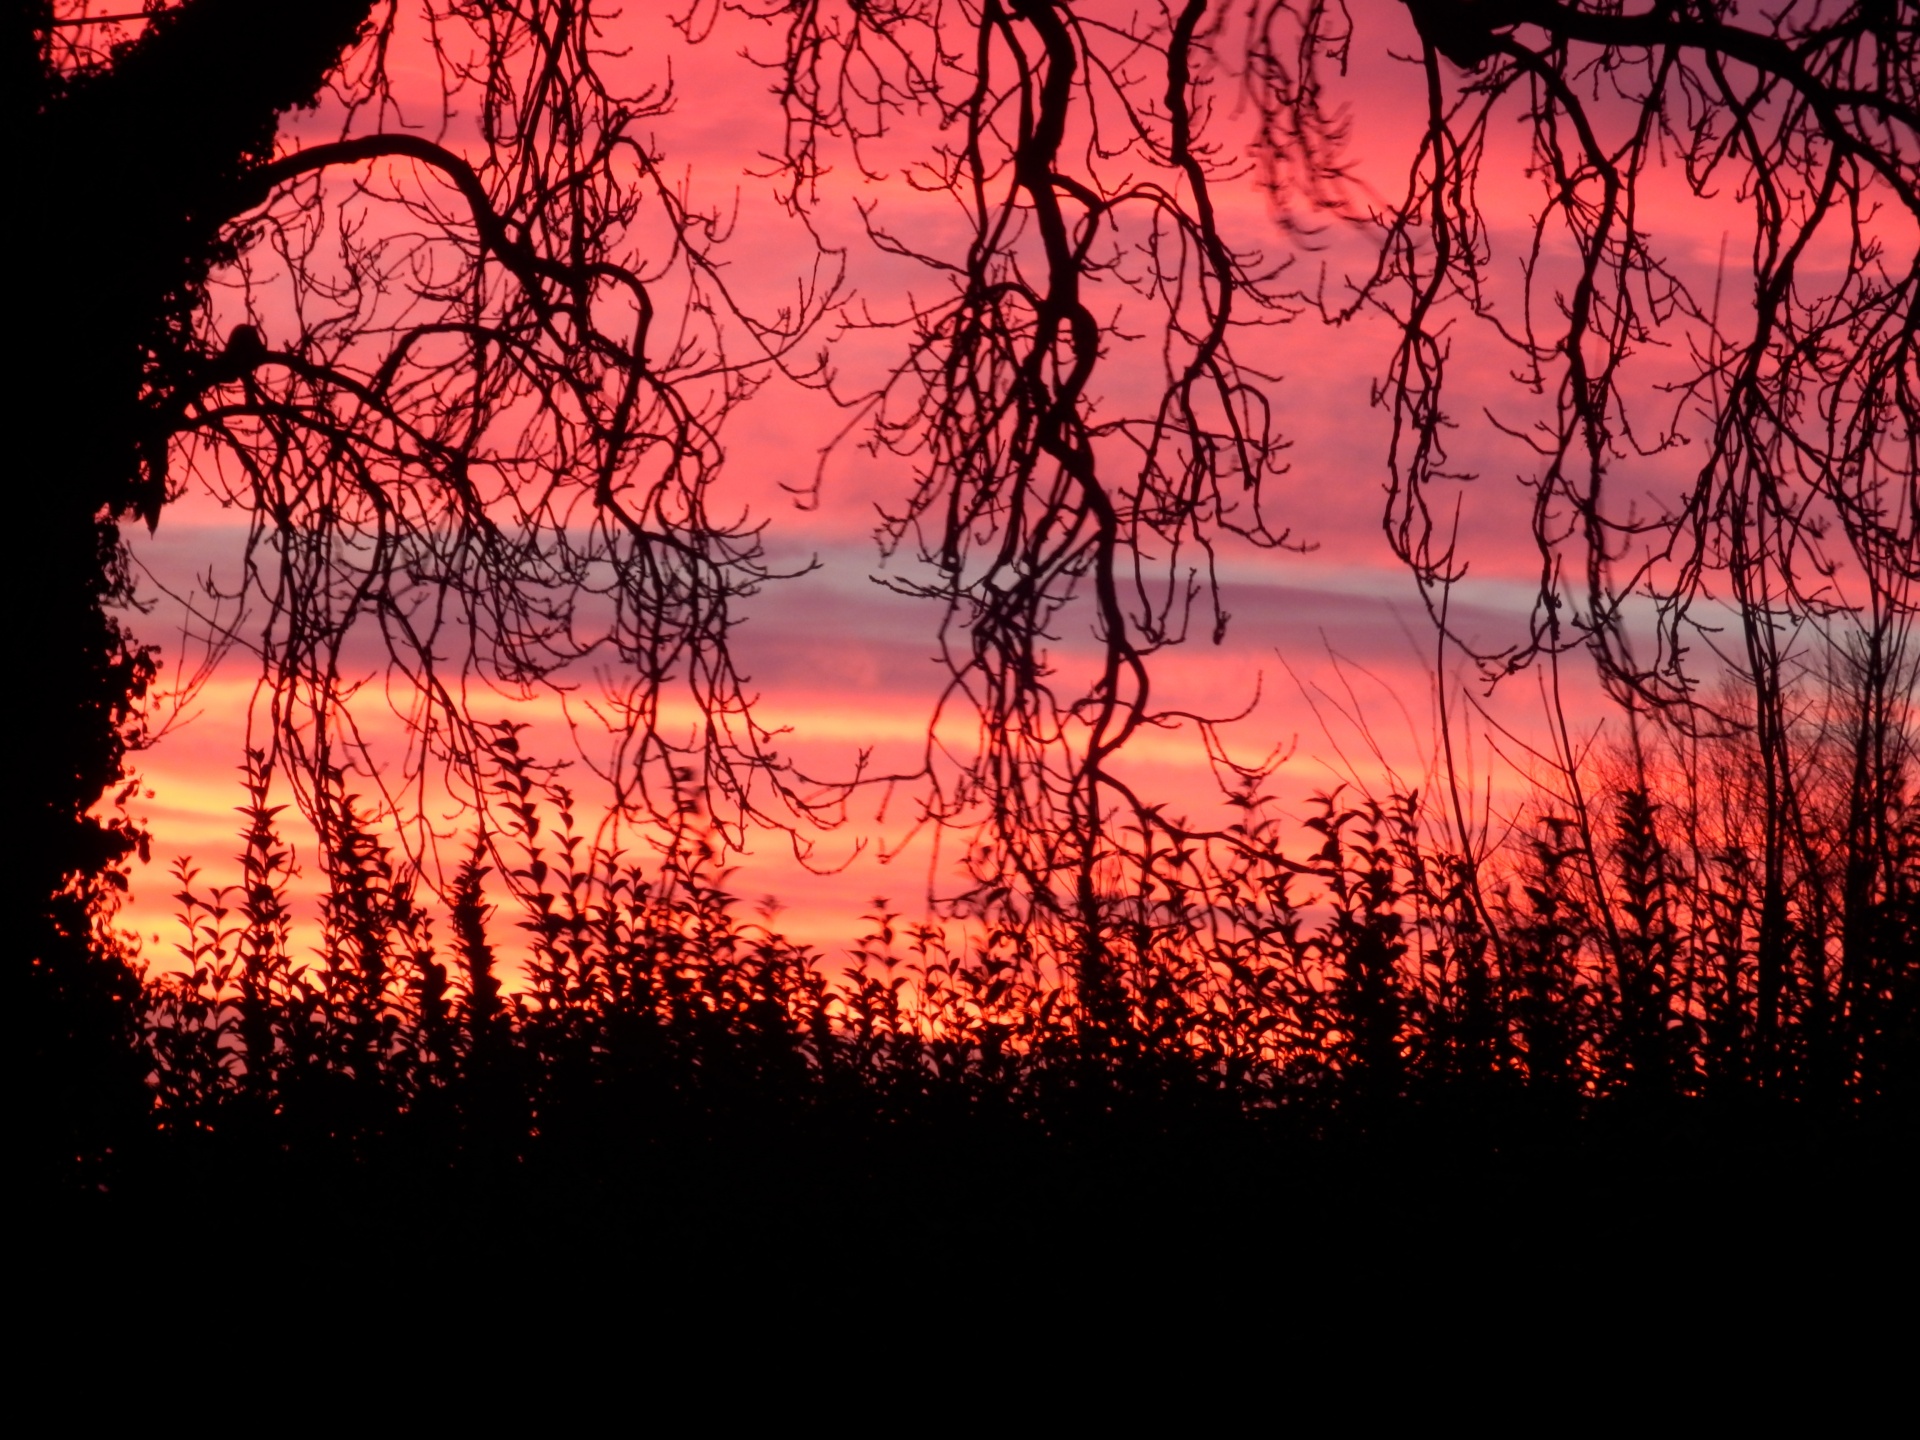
(18, 0, 833, 1171)
(1244, 0, 1917, 1079)
(751, 0, 1915, 1033)
(21, 0, 380, 1176)
(16, 2, 1916, 1175)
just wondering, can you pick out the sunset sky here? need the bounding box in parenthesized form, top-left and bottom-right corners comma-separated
(111, 0, 1781, 961)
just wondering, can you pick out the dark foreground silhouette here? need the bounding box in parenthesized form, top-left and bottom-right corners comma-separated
(33, 732, 1916, 1294)
(20, 10, 1916, 1304)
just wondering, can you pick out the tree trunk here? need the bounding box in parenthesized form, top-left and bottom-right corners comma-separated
(14, 0, 375, 1182)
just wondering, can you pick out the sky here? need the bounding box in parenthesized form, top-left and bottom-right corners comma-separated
(108, 0, 1817, 967)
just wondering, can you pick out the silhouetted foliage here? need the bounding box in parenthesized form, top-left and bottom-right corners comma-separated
(17, 3, 1918, 1200)
(132, 718, 1914, 1216)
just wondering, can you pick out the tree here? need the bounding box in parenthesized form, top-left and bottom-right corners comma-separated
(1254, 0, 1918, 1076)
(17, 0, 832, 1171)
(17, 0, 1916, 1164)
(749, 0, 1916, 1038)
(20, 0, 379, 1174)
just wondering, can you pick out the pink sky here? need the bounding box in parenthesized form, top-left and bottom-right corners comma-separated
(112, 0, 1849, 968)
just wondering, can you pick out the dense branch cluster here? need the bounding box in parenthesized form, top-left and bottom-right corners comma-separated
(752, 0, 1304, 958)
(1344, 0, 1915, 697)
(169, 7, 843, 852)
(1237, 0, 1917, 1059)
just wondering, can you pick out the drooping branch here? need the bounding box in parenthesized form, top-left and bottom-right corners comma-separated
(116, 5, 848, 885)
(749, 0, 1301, 954)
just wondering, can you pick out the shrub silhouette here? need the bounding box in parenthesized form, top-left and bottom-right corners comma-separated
(131, 703, 1917, 1216)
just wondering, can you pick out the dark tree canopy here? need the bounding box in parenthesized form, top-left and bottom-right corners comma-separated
(21, 0, 382, 1166)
